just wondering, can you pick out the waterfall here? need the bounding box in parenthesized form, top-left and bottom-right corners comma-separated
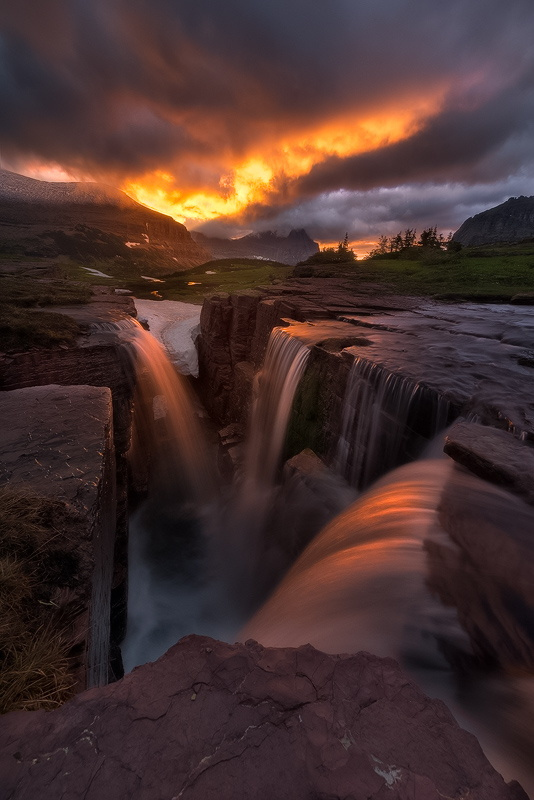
(219, 327, 311, 614)
(241, 458, 534, 794)
(242, 459, 463, 664)
(119, 320, 218, 670)
(335, 356, 451, 488)
(242, 327, 310, 489)
(122, 322, 311, 668)
(118, 309, 534, 792)
(122, 319, 213, 503)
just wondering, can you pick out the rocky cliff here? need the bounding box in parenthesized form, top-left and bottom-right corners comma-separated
(197, 281, 534, 445)
(453, 196, 534, 246)
(0, 385, 116, 689)
(0, 635, 527, 800)
(192, 228, 319, 265)
(0, 169, 210, 272)
(0, 289, 140, 688)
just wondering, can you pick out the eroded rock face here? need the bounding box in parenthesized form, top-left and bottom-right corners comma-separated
(0, 635, 527, 800)
(0, 385, 116, 688)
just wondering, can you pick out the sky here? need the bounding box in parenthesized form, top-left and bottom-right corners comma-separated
(1, 0, 534, 253)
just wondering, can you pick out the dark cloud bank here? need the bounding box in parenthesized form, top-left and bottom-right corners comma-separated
(1, 0, 534, 240)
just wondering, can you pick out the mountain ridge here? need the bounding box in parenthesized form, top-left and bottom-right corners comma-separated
(0, 170, 210, 272)
(453, 196, 534, 247)
(192, 228, 319, 265)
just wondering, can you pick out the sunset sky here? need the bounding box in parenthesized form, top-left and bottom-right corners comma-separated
(2, 0, 534, 251)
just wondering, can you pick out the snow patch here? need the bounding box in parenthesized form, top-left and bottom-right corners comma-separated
(134, 299, 201, 376)
(82, 267, 112, 278)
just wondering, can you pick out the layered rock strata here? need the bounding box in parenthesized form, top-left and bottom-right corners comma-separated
(0, 635, 527, 800)
(0, 289, 139, 681)
(197, 283, 534, 472)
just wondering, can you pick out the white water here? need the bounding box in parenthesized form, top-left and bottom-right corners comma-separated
(242, 459, 534, 794)
(120, 320, 217, 670)
(120, 315, 534, 793)
(218, 327, 311, 614)
(124, 319, 212, 503)
(335, 357, 451, 488)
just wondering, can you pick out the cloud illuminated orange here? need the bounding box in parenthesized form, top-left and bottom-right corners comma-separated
(122, 95, 444, 226)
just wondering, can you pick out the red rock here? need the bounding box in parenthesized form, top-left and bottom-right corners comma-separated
(0, 635, 527, 799)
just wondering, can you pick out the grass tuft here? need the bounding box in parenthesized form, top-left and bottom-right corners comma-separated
(0, 306, 81, 351)
(0, 487, 78, 714)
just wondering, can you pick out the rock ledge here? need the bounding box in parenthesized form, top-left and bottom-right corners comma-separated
(0, 635, 527, 799)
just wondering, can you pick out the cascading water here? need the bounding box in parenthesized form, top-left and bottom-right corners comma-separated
(242, 328, 310, 489)
(118, 311, 534, 793)
(119, 320, 221, 670)
(335, 356, 451, 488)
(219, 327, 311, 614)
(242, 459, 534, 793)
(123, 319, 213, 503)
(242, 459, 463, 662)
(122, 322, 312, 669)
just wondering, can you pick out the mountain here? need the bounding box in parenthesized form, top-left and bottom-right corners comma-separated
(453, 196, 534, 247)
(192, 228, 319, 265)
(0, 169, 210, 273)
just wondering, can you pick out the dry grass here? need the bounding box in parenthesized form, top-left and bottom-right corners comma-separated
(0, 487, 78, 714)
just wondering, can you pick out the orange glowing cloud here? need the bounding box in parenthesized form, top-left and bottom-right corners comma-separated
(122, 95, 444, 226)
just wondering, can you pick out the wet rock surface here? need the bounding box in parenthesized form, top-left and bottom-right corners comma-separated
(429, 463, 534, 672)
(444, 421, 534, 505)
(0, 384, 116, 687)
(199, 281, 534, 440)
(0, 635, 527, 800)
(271, 449, 358, 559)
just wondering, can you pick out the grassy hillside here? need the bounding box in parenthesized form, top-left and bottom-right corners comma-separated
(123, 258, 293, 303)
(297, 243, 534, 299)
(56, 257, 291, 303)
(0, 273, 90, 351)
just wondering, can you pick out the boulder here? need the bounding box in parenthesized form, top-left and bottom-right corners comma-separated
(270, 448, 358, 559)
(444, 421, 534, 505)
(0, 635, 527, 800)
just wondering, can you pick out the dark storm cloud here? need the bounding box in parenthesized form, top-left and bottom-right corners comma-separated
(228, 177, 534, 244)
(293, 79, 534, 197)
(1, 0, 534, 227)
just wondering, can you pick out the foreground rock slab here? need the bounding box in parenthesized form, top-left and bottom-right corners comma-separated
(0, 635, 527, 800)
